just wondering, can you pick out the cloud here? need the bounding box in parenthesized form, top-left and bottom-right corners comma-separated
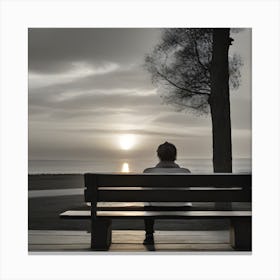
(28, 28, 161, 73)
(29, 62, 155, 97)
(29, 90, 162, 117)
(29, 62, 120, 88)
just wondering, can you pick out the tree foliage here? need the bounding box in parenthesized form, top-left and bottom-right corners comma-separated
(145, 28, 243, 114)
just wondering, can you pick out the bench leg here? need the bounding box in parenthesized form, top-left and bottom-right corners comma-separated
(91, 218, 112, 250)
(230, 217, 252, 251)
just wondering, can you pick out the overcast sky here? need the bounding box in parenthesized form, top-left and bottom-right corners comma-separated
(28, 28, 251, 168)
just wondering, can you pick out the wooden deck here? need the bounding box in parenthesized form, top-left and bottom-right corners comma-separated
(28, 229, 236, 252)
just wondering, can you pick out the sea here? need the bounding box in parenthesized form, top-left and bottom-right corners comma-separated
(28, 158, 251, 174)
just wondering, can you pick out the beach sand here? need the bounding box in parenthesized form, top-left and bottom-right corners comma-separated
(28, 174, 247, 231)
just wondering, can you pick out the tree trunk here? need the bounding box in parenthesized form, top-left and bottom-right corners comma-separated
(210, 28, 232, 210)
(210, 28, 232, 173)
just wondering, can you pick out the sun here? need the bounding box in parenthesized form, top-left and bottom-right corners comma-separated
(119, 134, 136, 150)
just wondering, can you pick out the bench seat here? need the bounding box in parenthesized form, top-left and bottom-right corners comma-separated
(61, 210, 251, 219)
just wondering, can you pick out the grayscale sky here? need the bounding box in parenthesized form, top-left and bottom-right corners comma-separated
(28, 28, 251, 166)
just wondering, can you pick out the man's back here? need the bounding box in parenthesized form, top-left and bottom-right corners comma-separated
(144, 167, 190, 173)
(144, 160, 191, 174)
(143, 162, 191, 207)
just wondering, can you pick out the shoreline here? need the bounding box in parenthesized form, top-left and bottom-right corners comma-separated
(29, 188, 83, 198)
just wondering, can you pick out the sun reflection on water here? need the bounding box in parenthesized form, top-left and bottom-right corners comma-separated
(121, 162, 130, 173)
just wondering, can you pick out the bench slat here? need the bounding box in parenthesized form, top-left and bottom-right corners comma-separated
(97, 189, 251, 202)
(60, 210, 91, 219)
(85, 173, 251, 188)
(60, 210, 252, 219)
(98, 187, 243, 190)
(97, 210, 252, 218)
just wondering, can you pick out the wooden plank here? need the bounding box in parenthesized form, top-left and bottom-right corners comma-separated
(91, 202, 251, 210)
(28, 230, 89, 236)
(110, 243, 233, 252)
(97, 210, 252, 218)
(29, 235, 90, 245)
(85, 173, 251, 188)
(60, 210, 91, 219)
(99, 187, 243, 190)
(97, 189, 251, 202)
(29, 230, 229, 245)
(29, 243, 233, 252)
(112, 230, 229, 243)
(60, 210, 251, 219)
(29, 244, 92, 251)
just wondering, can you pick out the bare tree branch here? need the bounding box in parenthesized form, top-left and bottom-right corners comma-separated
(193, 39, 209, 73)
(156, 70, 210, 96)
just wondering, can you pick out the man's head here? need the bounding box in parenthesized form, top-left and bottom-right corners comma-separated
(157, 141, 177, 162)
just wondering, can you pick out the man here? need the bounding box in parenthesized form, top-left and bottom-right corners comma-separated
(143, 141, 191, 245)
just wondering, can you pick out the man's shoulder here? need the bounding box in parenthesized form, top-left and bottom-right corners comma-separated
(143, 167, 191, 173)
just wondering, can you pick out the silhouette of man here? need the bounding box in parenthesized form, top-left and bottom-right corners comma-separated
(143, 141, 191, 245)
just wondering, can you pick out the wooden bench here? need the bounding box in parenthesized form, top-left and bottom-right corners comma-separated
(60, 173, 252, 251)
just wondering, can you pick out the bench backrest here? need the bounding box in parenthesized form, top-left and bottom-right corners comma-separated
(84, 173, 251, 203)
